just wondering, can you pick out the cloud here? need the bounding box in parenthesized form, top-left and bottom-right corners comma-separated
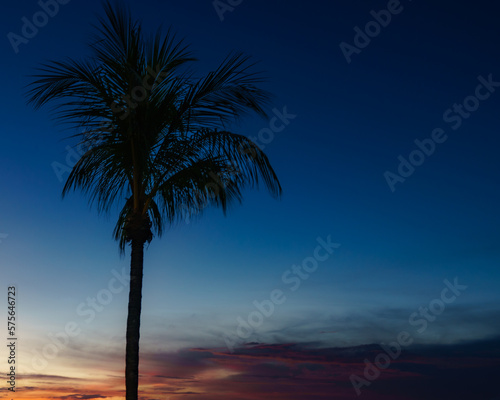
(133, 336, 500, 399)
(134, 301, 500, 356)
(52, 396, 108, 400)
(21, 374, 86, 381)
(17, 336, 500, 399)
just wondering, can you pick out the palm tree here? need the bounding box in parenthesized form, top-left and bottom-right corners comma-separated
(26, 2, 281, 399)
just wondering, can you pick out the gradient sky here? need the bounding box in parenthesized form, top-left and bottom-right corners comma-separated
(1, 0, 500, 399)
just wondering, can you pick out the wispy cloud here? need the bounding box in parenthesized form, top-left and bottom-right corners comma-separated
(14, 336, 500, 399)
(51, 395, 108, 400)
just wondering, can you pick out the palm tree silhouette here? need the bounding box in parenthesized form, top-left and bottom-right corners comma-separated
(26, 2, 281, 399)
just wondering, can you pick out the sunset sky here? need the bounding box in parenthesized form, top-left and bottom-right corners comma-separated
(1, 0, 500, 399)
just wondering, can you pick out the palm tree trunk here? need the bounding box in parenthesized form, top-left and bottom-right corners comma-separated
(125, 237, 144, 400)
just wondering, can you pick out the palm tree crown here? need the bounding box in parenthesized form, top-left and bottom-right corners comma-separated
(27, 1, 281, 249)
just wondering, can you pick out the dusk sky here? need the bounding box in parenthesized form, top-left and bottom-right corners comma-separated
(1, 0, 500, 399)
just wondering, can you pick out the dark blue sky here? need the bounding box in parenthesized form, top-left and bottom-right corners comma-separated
(1, 0, 500, 398)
